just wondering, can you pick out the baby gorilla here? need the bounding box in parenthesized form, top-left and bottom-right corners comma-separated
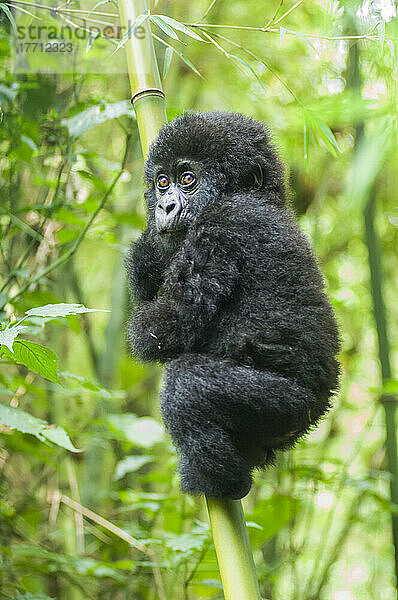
(127, 111, 340, 499)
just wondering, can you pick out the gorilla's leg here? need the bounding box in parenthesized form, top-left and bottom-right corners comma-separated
(161, 354, 318, 499)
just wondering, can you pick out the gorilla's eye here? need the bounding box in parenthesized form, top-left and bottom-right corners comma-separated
(180, 172, 196, 187)
(157, 175, 169, 189)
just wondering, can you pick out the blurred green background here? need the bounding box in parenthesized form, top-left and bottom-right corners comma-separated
(0, 0, 397, 598)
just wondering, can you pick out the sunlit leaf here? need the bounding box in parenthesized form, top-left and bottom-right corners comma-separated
(25, 303, 108, 319)
(108, 414, 165, 447)
(61, 101, 135, 138)
(114, 455, 154, 480)
(0, 325, 24, 352)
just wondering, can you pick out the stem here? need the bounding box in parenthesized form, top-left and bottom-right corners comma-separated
(117, 1, 260, 597)
(206, 499, 261, 600)
(117, 0, 166, 156)
(364, 194, 398, 587)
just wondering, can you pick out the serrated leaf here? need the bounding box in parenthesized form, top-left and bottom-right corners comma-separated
(25, 303, 108, 319)
(2, 340, 60, 384)
(0, 403, 79, 451)
(114, 455, 153, 480)
(61, 101, 135, 138)
(0, 324, 24, 352)
(150, 15, 180, 41)
(154, 15, 207, 42)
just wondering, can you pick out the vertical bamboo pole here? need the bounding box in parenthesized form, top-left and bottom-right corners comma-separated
(364, 194, 398, 588)
(117, 1, 261, 597)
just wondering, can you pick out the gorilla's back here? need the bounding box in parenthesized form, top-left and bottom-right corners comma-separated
(196, 193, 339, 399)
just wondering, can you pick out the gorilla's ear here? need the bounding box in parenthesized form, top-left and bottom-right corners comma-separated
(239, 163, 265, 191)
(251, 163, 264, 190)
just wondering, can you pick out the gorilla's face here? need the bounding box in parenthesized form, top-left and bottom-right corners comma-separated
(153, 159, 214, 236)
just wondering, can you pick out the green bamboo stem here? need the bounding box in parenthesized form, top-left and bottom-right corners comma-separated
(364, 194, 398, 586)
(117, 0, 166, 155)
(207, 498, 261, 599)
(117, 0, 260, 596)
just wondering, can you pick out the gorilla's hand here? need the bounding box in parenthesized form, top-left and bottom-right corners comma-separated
(128, 298, 184, 362)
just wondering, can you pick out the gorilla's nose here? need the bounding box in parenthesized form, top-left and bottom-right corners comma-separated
(156, 195, 182, 231)
(163, 200, 176, 215)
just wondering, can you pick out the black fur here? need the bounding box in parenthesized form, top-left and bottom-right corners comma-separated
(126, 112, 340, 499)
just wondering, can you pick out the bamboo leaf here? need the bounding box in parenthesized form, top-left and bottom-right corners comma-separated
(152, 34, 202, 77)
(150, 15, 181, 41)
(162, 46, 173, 78)
(305, 110, 340, 156)
(0, 3, 18, 37)
(108, 12, 148, 58)
(154, 14, 208, 42)
(86, 31, 100, 54)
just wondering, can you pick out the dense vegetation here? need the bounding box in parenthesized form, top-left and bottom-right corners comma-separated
(0, 0, 397, 598)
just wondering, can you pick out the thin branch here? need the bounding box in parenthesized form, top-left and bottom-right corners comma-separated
(8, 0, 118, 17)
(201, 0, 218, 21)
(206, 29, 302, 105)
(60, 493, 150, 554)
(185, 21, 381, 41)
(264, 0, 284, 29)
(59, 493, 167, 600)
(273, 0, 304, 25)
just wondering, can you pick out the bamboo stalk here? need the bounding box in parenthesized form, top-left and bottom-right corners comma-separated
(364, 194, 398, 587)
(117, 0, 260, 597)
(207, 498, 261, 599)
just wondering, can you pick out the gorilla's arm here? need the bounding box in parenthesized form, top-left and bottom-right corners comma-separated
(126, 225, 166, 302)
(128, 222, 241, 362)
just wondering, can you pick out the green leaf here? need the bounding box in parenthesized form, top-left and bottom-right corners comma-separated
(25, 303, 108, 319)
(0, 403, 79, 451)
(154, 15, 208, 42)
(150, 15, 180, 41)
(61, 101, 135, 138)
(0, 3, 18, 37)
(2, 340, 60, 384)
(0, 324, 24, 352)
(114, 455, 154, 480)
(153, 35, 202, 77)
(162, 46, 173, 78)
(304, 110, 340, 157)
